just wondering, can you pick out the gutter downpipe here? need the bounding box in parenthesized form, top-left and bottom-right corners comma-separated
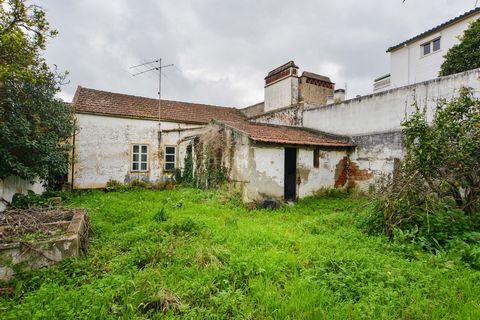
(70, 118, 76, 192)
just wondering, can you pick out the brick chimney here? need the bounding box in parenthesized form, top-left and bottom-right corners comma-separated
(298, 72, 335, 105)
(264, 61, 335, 112)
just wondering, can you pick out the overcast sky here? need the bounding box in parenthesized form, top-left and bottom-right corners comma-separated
(36, 0, 476, 108)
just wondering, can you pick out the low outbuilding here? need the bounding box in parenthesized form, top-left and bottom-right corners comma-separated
(195, 120, 356, 203)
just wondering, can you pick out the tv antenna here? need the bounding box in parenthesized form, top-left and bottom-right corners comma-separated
(130, 58, 174, 133)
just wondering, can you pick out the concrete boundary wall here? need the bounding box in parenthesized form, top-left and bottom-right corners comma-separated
(303, 69, 480, 136)
(0, 177, 44, 212)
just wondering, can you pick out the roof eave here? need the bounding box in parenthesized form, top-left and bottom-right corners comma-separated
(387, 7, 480, 53)
(251, 138, 355, 147)
(75, 110, 213, 125)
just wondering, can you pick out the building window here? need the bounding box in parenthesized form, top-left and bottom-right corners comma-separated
(422, 42, 431, 56)
(132, 144, 148, 172)
(432, 38, 441, 51)
(313, 147, 320, 168)
(421, 37, 441, 56)
(165, 146, 176, 171)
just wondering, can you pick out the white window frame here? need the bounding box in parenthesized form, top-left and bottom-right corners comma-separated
(420, 37, 441, 57)
(131, 144, 149, 172)
(164, 146, 176, 171)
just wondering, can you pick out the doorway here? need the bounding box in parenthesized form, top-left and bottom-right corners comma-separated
(284, 147, 297, 201)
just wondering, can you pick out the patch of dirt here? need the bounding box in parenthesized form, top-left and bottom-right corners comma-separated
(0, 207, 75, 243)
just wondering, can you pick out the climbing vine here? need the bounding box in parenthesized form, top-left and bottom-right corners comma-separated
(193, 126, 232, 189)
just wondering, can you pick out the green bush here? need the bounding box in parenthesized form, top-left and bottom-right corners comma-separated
(105, 179, 125, 192)
(365, 179, 473, 248)
(368, 88, 480, 249)
(128, 179, 152, 189)
(10, 190, 53, 209)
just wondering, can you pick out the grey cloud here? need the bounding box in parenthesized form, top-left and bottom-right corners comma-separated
(37, 0, 475, 107)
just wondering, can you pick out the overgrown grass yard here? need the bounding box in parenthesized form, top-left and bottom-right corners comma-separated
(1, 188, 479, 319)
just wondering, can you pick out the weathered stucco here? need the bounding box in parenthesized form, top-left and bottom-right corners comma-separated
(349, 131, 404, 189)
(297, 148, 349, 197)
(303, 69, 480, 136)
(161, 126, 205, 171)
(241, 102, 265, 118)
(73, 114, 161, 188)
(250, 104, 303, 126)
(0, 177, 44, 212)
(264, 76, 299, 113)
(73, 113, 206, 188)
(252, 69, 480, 191)
(214, 121, 351, 203)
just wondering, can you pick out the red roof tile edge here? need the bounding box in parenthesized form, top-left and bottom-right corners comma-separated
(215, 120, 355, 147)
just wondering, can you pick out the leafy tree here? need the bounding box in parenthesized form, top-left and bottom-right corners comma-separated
(0, 0, 75, 185)
(439, 18, 480, 76)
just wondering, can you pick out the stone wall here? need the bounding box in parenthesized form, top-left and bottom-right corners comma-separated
(0, 209, 88, 280)
(249, 104, 303, 126)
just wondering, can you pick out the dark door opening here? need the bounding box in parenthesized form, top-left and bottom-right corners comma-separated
(284, 147, 297, 201)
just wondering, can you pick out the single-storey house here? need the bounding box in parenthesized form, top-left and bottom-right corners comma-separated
(71, 86, 244, 189)
(197, 120, 355, 202)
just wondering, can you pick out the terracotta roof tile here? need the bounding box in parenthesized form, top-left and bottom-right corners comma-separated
(73, 86, 245, 124)
(219, 121, 354, 147)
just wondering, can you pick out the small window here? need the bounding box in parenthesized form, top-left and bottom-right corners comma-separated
(313, 148, 320, 169)
(421, 37, 441, 57)
(132, 144, 148, 172)
(422, 43, 431, 56)
(432, 38, 441, 52)
(165, 146, 176, 171)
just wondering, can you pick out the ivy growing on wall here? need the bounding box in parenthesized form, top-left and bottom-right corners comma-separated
(193, 126, 231, 189)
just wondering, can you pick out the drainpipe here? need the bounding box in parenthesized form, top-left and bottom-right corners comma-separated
(70, 118, 76, 192)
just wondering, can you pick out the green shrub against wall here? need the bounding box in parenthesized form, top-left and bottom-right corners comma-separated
(367, 87, 480, 249)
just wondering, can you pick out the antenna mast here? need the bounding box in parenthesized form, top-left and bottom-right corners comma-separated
(130, 58, 174, 135)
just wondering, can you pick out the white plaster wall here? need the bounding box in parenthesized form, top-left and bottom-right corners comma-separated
(303, 69, 480, 136)
(161, 127, 205, 171)
(74, 114, 162, 188)
(264, 76, 299, 113)
(229, 132, 250, 182)
(74, 114, 205, 188)
(390, 13, 480, 88)
(297, 148, 347, 197)
(248, 146, 284, 201)
(228, 135, 348, 202)
(300, 69, 480, 191)
(0, 177, 44, 211)
(229, 134, 285, 202)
